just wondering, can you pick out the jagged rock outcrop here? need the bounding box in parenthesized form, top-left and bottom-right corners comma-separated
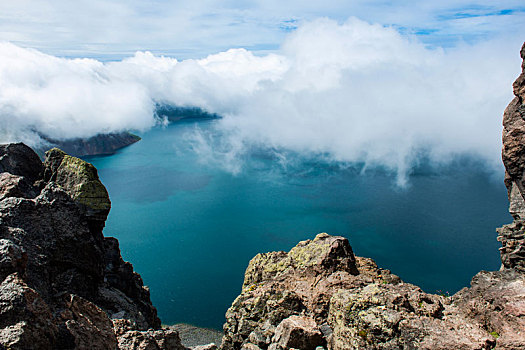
(43, 147, 111, 228)
(500, 42, 525, 271)
(0, 143, 185, 349)
(221, 234, 501, 350)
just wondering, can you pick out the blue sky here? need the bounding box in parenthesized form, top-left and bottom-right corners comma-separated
(0, 0, 524, 59)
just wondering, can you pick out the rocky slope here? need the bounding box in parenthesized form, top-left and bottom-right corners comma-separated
(219, 43, 525, 350)
(0, 144, 185, 349)
(220, 233, 524, 350)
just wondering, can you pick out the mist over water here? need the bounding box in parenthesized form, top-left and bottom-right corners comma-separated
(1, 18, 522, 183)
(89, 120, 510, 329)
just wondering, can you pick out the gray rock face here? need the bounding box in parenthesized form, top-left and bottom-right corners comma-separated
(0, 143, 43, 184)
(497, 220, 525, 272)
(270, 316, 325, 350)
(0, 144, 183, 349)
(0, 238, 26, 281)
(501, 42, 525, 271)
(113, 319, 186, 350)
(0, 273, 58, 349)
(454, 269, 525, 349)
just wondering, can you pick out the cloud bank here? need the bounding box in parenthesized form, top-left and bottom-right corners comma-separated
(0, 18, 522, 183)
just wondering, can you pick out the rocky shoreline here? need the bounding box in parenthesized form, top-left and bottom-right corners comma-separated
(0, 42, 523, 349)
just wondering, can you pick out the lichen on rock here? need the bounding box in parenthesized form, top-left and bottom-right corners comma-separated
(43, 147, 111, 224)
(221, 234, 400, 350)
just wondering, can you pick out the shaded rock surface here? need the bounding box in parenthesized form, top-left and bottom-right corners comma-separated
(501, 42, 525, 271)
(0, 143, 184, 349)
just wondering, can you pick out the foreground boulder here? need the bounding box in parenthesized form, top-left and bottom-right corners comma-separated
(0, 143, 185, 349)
(221, 233, 506, 350)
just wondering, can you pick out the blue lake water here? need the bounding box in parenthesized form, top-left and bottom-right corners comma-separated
(88, 120, 511, 329)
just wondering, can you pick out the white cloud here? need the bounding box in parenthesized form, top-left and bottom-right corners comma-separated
(0, 42, 155, 142)
(0, 18, 522, 183)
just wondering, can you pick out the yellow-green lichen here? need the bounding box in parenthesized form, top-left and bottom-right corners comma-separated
(489, 331, 500, 339)
(288, 237, 331, 268)
(56, 154, 110, 211)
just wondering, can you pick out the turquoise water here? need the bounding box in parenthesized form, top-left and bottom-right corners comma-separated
(88, 120, 511, 329)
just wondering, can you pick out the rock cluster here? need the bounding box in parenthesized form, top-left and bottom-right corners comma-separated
(0, 143, 185, 349)
(220, 233, 515, 350)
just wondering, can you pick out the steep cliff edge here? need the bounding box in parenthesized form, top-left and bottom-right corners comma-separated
(0, 143, 184, 349)
(500, 42, 525, 272)
(220, 43, 525, 350)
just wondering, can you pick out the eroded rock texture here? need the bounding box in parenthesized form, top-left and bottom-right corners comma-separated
(501, 42, 525, 271)
(221, 234, 505, 350)
(0, 143, 185, 349)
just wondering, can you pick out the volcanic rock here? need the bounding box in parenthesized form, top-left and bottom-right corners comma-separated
(43, 147, 111, 226)
(0, 144, 184, 349)
(270, 315, 324, 350)
(501, 42, 525, 271)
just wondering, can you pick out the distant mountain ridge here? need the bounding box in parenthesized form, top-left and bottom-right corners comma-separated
(34, 105, 220, 159)
(38, 132, 141, 158)
(155, 104, 221, 123)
